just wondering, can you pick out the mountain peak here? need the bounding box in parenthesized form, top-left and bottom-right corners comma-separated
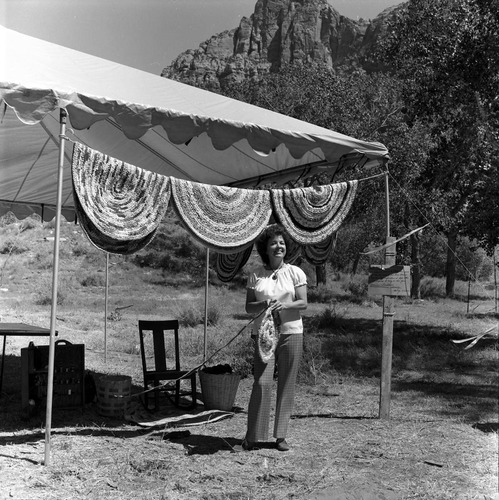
(161, 0, 404, 89)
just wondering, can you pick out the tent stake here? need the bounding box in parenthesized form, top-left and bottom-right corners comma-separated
(44, 108, 67, 466)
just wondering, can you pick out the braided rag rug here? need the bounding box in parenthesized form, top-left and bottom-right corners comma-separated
(215, 234, 336, 282)
(72, 143, 171, 254)
(216, 245, 254, 282)
(271, 181, 358, 245)
(171, 177, 272, 254)
(284, 238, 302, 265)
(303, 233, 338, 266)
(258, 308, 280, 363)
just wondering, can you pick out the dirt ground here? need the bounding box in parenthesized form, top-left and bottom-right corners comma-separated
(0, 343, 498, 500)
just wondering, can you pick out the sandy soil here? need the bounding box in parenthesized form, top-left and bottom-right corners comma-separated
(0, 348, 497, 500)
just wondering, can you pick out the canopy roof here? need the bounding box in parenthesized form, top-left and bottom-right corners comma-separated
(0, 25, 389, 221)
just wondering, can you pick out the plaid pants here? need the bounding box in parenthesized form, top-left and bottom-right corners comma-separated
(245, 333, 303, 442)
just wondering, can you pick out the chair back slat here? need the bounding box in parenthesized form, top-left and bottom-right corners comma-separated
(138, 319, 180, 372)
(137, 318, 196, 410)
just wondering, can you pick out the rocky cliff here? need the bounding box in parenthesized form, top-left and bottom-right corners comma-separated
(161, 0, 404, 89)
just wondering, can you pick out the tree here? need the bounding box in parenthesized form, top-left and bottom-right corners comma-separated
(377, 0, 499, 296)
(221, 65, 434, 294)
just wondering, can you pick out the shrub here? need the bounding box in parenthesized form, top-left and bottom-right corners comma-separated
(315, 305, 344, 331)
(177, 303, 223, 327)
(19, 216, 40, 232)
(133, 251, 189, 273)
(225, 337, 254, 378)
(30, 251, 54, 270)
(455, 237, 494, 281)
(420, 276, 446, 299)
(207, 303, 223, 326)
(35, 289, 66, 306)
(300, 334, 330, 385)
(308, 284, 337, 303)
(81, 273, 105, 287)
(205, 329, 254, 378)
(43, 219, 56, 230)
(0, 212, 18, 227)
(0, 238, 29, 254)
(72, 241, 92, 257)
(341, 274, 368, 302)
(33, 274, 79, 306)
(178, 306, 201, 327)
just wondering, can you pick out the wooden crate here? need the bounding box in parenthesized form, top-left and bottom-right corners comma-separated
(21, 339, 85, 416)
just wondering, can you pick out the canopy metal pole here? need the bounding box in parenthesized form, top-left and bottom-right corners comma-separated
(204, 248, 209, 362)
(105, 252, 109, 363)
(44, 108, 67, 466)
(384, 169, 391, 238)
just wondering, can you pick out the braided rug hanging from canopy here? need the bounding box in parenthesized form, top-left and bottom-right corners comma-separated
(216, 246, 254, 282)
(302, 233, 338, 266)
(72, 144, 170, 253)
(271, 181, 358, 245)
(71, 143, 357, 262)
(171, 177, 272, 254)
(73, 195, 158, 254)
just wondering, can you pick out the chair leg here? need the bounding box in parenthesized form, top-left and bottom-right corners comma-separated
(143, 382, 149, 410)
(175, 380, 181, 406)
(154, 379, 160, 411)
(190, 375, 197, 409)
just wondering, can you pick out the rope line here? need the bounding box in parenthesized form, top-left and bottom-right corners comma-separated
(388, 171, 496, 300)
(122, 307, 269, 400)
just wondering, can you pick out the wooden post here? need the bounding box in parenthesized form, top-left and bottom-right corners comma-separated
(379, 169, 394, 419)
(379, 237, 396, 419)
(494, 250, 497, 314)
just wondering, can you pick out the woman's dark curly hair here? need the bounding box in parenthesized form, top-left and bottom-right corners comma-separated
(255, 224, 289, 266)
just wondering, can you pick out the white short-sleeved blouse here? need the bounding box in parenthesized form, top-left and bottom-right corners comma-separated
(247, 263, 307, 335)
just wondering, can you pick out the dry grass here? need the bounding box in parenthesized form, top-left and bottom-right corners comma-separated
(0, 219, 497, 500)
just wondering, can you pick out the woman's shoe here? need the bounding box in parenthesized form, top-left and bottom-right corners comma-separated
(241, 439, 257, 451)
(276, 438, 290, 452)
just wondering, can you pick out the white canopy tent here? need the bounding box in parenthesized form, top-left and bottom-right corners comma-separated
(0, 25, 388, 219)
(0, 24, 389, 465)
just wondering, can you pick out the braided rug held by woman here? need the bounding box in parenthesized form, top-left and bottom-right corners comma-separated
(270, 181, 358, 245)
(258, 307, 280, 363)
(171, 177, 272, 253)
(71, 143, 171, 253)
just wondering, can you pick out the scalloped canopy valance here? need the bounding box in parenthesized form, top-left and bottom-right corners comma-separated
(0, 24, 389, 222)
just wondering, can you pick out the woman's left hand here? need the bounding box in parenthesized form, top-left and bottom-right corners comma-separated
(269, 299, 284, 312)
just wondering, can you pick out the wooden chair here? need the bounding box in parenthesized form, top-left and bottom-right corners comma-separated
(138, 319, 197, 411)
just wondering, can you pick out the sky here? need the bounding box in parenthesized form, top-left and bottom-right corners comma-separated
(0, 0, 400, 75)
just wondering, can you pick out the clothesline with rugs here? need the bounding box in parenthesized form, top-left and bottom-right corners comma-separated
(71, 143, 377, 279)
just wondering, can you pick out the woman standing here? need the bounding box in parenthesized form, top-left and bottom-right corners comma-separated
(242, 225, 307, 452)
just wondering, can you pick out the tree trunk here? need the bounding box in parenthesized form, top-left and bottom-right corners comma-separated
(351, 253, 361, 275)
(316, 264, 326, 285)
(445, 230, 458, 297)
(410, 232, 421, 299)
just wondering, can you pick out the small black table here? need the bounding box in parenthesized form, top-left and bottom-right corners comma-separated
(0, 323, 57, 396)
